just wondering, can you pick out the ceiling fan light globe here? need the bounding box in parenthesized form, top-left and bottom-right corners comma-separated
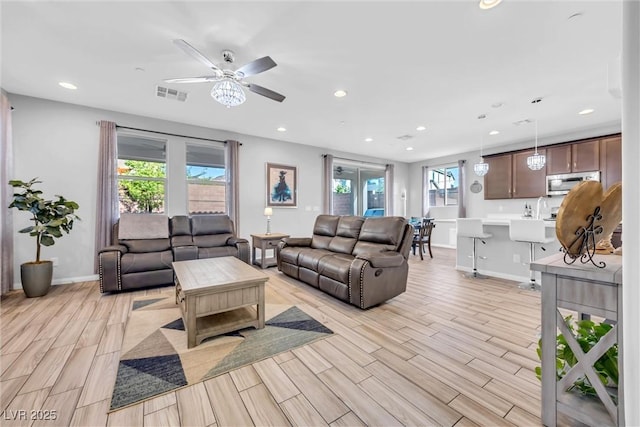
(211, 80, 246, 107)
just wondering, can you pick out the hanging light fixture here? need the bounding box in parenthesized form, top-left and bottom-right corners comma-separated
(211, 80, 246, 108)
(474, 136, 489, 177)
(527, 120, 546, 170)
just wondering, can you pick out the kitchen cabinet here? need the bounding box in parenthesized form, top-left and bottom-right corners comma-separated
(546, 139, 600, 175)
(484, 151, 546, 199)
(600, 135, 622, 190)
(512, 149, 547, 198)
(484, 154, 512, 199)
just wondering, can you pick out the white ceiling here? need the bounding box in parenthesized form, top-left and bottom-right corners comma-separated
(1, 1, 623, 162)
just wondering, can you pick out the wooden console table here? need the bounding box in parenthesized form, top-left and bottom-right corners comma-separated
(531, 253, 623, 427)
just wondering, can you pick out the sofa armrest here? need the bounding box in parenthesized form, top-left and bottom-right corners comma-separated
(356, 251, 404, 268)
(348, 255, 408, 309)
(99, 244, 128, 254)
(99, 250, 123, 293)
(225, 237, 250, 264)
(173, 245, 198, 262)
(281, 237, 312, 247)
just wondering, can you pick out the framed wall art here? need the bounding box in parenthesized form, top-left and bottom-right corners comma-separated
(266, 163, 297, 208)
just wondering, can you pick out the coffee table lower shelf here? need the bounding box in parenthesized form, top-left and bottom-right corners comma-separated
(192, 306, 260, 346)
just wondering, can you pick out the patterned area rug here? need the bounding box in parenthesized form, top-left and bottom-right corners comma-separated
(110, 296, 333, 410)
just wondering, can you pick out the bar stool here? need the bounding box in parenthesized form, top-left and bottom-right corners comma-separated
(509, 219, 555, 290)
(457, 218, 492, 279)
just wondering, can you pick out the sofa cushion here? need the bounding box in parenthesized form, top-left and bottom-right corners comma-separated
(319, 276, 349, 301)
(191, 215, 234, 236)
(310, 215, 339, 249)
(198, 246, 237, 259)
(119, 213, 169, 239)
(318, 254, 354, 283)
(121, 250, 173, 274)
(170, 215, 191, 236)
(298, 248, 334, 270)
(123, 239, 171, 253)
(336, 216, 365, 238)
(193, 234, 233, 248)
(279, 246, 303, 265)
(358, 217, 405, 246)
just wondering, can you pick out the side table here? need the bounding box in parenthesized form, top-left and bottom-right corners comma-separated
(251, 233, 289, 269)
(531, 253, 623, 427)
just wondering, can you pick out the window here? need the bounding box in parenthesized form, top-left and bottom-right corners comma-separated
(428, 165, 459, 206)
(186, 143, 226, 214)
(117, 136, 166, 213)
(116, 133, 228, 215)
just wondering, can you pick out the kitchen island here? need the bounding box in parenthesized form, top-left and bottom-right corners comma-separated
(454, 217, 561, 283)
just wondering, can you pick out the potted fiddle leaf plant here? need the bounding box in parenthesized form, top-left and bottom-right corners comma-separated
(8, 178, 80, 297)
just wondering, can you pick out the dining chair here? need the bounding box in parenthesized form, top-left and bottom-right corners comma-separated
(412, 218, 435, 260)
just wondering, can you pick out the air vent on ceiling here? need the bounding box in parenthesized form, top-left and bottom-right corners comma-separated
(156, 86, 188, 102)
(513, 118, 533, 126)
(396, 134, 413, 141)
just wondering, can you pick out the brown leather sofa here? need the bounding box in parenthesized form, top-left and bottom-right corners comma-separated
(277, 215, 413, 309)
(99, 214, 249, 293)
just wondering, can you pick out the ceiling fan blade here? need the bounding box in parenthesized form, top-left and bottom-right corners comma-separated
(164, 76, 220, 84)
(173, 39, 221, 72)
(247, 84, 286, 102)
(236, 56, 277, 78)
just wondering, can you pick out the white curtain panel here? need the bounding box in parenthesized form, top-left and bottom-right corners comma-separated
(1, 90, 14, 295)
(322, 154, 333, 214)
(422, 165, 429, 217)
(458, 159, 466, 218)
(225, 140, 240, 234)
(94, 120, 118, 273)
(385, 163, 394, 216)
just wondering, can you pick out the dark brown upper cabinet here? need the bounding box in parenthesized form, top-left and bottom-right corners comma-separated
(546, 139, 600, 175)
(512, 149, 547, 198)
(600, 135, 622, 190)
(484, 154, 513, 199)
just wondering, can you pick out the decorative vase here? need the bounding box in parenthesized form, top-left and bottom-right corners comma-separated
(20, 261, 53, 297)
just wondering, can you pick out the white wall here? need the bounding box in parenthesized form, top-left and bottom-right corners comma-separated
(8, 94, 408, 286)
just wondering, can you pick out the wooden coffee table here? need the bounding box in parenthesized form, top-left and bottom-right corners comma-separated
(173, 257, 268, 348)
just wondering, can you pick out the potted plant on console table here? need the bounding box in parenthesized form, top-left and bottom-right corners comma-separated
(8, 178, 80, 297)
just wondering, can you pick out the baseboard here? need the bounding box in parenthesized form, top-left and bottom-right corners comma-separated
(455, 265, 529, 283)
(432, 243, 456, 249)
(13, 274, 99, 289)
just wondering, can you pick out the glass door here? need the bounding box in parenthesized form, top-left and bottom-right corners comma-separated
(332, 163, 385, 216)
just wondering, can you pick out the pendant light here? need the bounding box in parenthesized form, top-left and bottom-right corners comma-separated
(474, 136, 489, 177)
(527, 120, 546, 171)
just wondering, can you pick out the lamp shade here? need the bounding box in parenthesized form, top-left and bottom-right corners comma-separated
(264, 207, 273, 216)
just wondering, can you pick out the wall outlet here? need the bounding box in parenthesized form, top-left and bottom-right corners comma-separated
(51, 257, 59, 266)
(513, 254, 521, 263)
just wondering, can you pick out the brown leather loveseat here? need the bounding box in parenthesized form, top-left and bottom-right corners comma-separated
(277, 215, 413, 309)
(99, 213, 249, 293)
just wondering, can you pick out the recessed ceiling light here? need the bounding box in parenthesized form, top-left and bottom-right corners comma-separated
(364, 137, 373, 142)
(479, 0, 502, 10)
(416, 126, 426, 131)
(531, 97, 543, 104)
(406, 147, 414, 151)
(491, 102, 503, 108)
(58, 82, 77, 90)
(135, 67, 145, 72)
(334, 90, 347, 98)
(578, 108, 595, 115)
(489, 130, 500, 135)
(277, 127, 287, 132)
(477, 114, 487, 119)
(568, 12, 583, 20)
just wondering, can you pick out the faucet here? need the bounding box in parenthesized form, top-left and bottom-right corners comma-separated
(536, 197, 547, 220)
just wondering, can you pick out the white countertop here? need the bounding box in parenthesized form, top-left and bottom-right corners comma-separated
(434, 218, 556, 227)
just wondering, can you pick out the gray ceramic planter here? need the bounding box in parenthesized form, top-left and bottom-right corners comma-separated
(20, 261, 53, 297)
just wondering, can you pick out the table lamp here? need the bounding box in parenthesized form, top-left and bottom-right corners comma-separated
(264, 207, 273, 235)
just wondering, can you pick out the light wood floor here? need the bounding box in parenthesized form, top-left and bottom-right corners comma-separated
(1, 249, 549, 426)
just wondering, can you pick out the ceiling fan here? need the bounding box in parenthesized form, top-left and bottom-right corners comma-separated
(165, 39, 285, 107)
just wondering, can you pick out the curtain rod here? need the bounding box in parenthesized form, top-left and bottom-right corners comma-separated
(324, 154, 390, 168)
(113, 124, 227, 143)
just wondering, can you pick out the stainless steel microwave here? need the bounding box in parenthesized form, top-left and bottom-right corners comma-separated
(546, 171, 600, 196)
